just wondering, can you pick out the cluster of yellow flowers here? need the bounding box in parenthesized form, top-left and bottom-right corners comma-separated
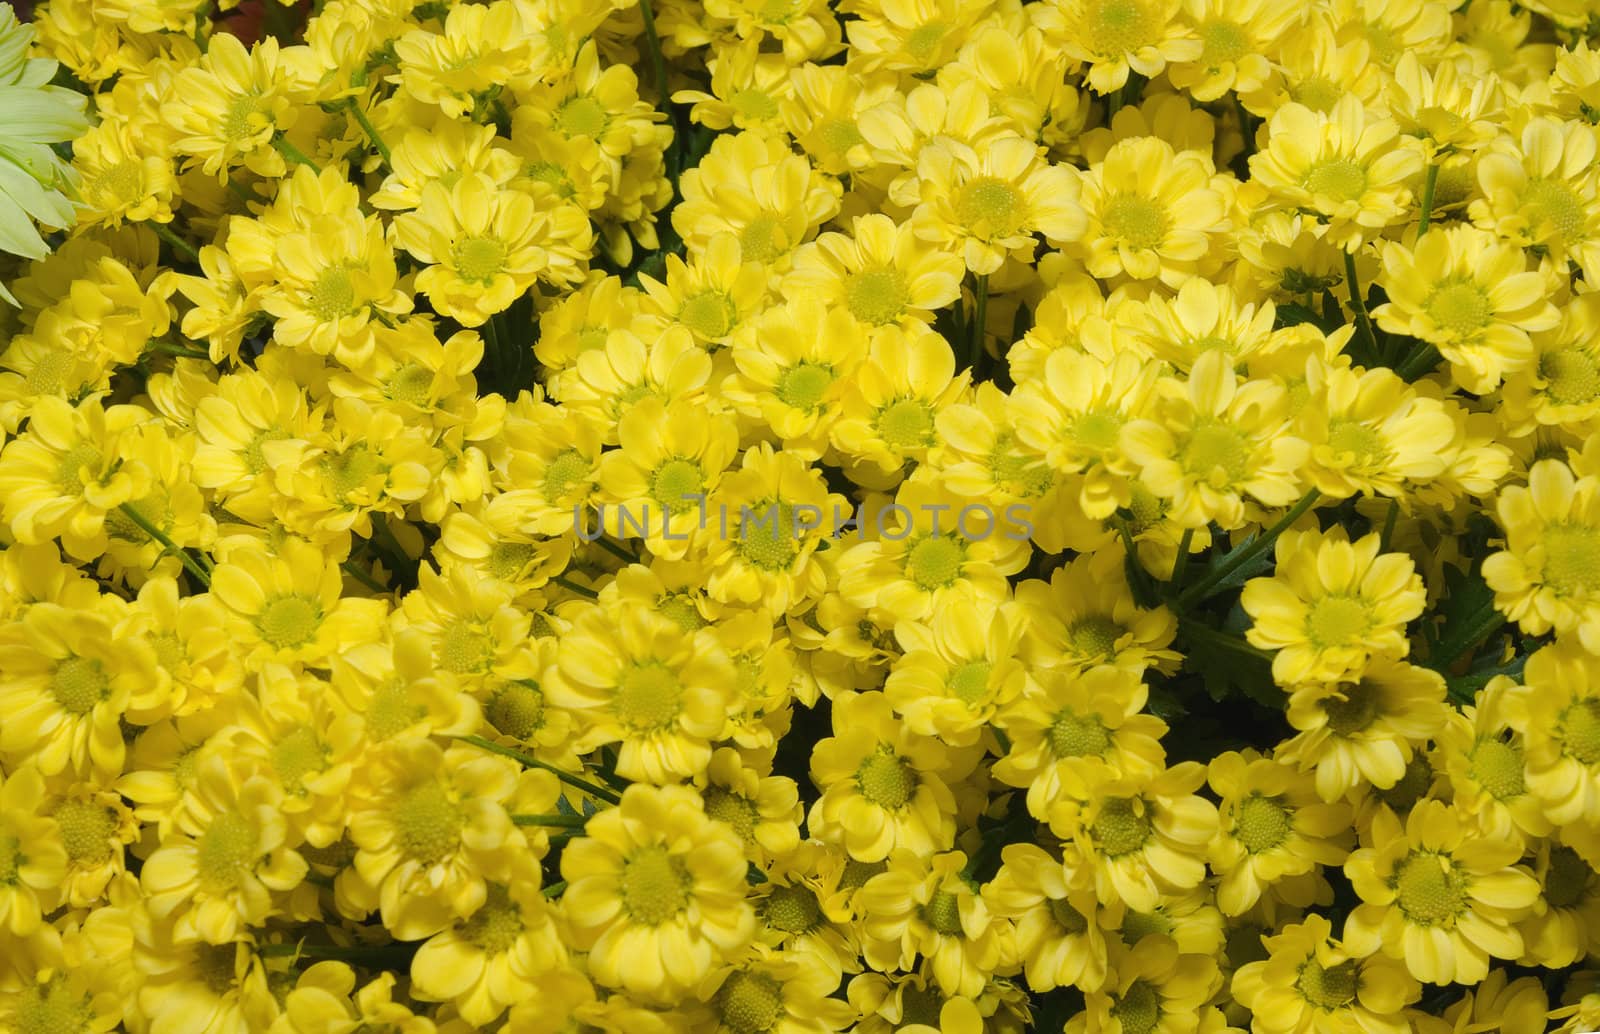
(9, 0, 1600, 1029)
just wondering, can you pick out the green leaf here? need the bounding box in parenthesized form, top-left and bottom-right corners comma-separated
(1421, 561, 1508, 675)
(1179, 617, 1279, 709)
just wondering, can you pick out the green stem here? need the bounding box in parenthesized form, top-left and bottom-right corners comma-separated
(1169, 528, 1195, 589)
(1395, 342, 1441, 382)
(1179, 618, 1275, 662)
(511, 813, 588, 829)
(1175, 489, 1322, 610)
(551, 574, 598, 599)
(542, 880, 567, 898)
(118, 504, 211, 587)
(1417, 162, 1440, 236)
(1426, 603, 1507, 675)
(150, 341, 211, 360)
(1378, 498, 1399, 554)
(340, 560, 388, 594)
(594, 536, 638, 565)
(1343, 249, 1379, 366)
(344, 98, 392, 168)
(637, 0, 670, 110)
(272, 135, 322, 173)
(150, 222, 201, 264)
(259, 941, 416, 966)
(457, 735, 622, 804)
(969, 274, 989, 378)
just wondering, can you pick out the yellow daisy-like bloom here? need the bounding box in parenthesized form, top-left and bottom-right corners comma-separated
(408, 865, 566, 1026)
(344, 738, 530, 941)
(1067, 935, 1221, 1034)
(560, 783, 755, 1001)
(1482, 460, 1600, 653)
(1502, 294, 1600, 437)
(1016, 550, 1180, 675)
(858, 849, 1013, 998)
(992, 664, 1169, 830)
(1231, 913, 1421, 1034)
(689, 947, 855, 1034)
(1504, 640, 1600, 833)
(672, 130, 842, 270)
(1296, 358, 1457, 501)
(883, 594, 1027, 749)
(1521, 838, 1600, 968)
(784, 214, 964, 331)
(1073, 136, 1231, 287)
(393, 172, 592, 327)
(546, 603, 737, 785)
(391, 0, 533, 119)
(830, 323, 969, 486)
(1121, 351, 1309, 531)
(551, 324, 714, 442)
(637, 232, 768, 348)
(672, 40, 792, 134)
(1372, 225, 1559, 395)
(0, 395, 151, 561)
(162, 34, 308, 181)
(1168, 0, 1300, 102)
(1042, 0, 1202, 94)
(1436, 679, 1551, 848)
(1343, 799, 1541, 985)
(1248, 95, 1423, 250)
(279, 963, 438, 1034)
(0, 601, 157, 779)
(139, 752, 307, 945)
(0, 765, 66, 936)
(1206, 750, 1353, 917)
(696, 746, 803, 866)
(1056, 763, 1219, 912)
(1471, 117, 1600, 285)
(1276, 657, 1450, 803)
(1241, 525, 1427, 688)
(808, 691, 971, 863)
(847, 964, 1030, 1034)
(911, 134, 1086, 276)
(594, 396, 740, 560)
(1128, 278, 1285, 372)
(843, 0, 986, 76)
(985, 842, 1112, 993)
(71, 123, 177, 229)
(724, 297, 864, 461)
(210, 538, 388, 668)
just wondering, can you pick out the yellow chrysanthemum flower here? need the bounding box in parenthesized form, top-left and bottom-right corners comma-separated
(984, 841, 1112, 992)
(560, 783, 755, 1001)
(1231, 913, 1421, 1034)
(210, 538, 389, 668)
(1241, 525, 1427, 687)
(1042, 0, 1203, 94)
(1066, 935, 1220, 1034)
(859, 849, 1013, 998)
(1483, 459, 1600, 653)
(1343, 798, 1540, 985)
(162, 34, 312, 182)
(1504, 640, 1600, 834)
(1471, 117, 1600, 286)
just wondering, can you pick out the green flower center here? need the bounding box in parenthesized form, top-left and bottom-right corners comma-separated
(366, 680, 425, 742)
(845, 267, 909, 326)
(615, 662, 682, 732)
(739, 214, 786, 264)
(53, 800, 116, 865)
(620, 845, 691, 925)
(731, 88, 779, 123)
(197, 810, 257, 889)
(451, 236, 507, 283)
(55, 441, 102, 496)
(438, 620, 494, 675)
(876, 398, 936, 450)
(1297, 958, 1359, 1010)
(819, 119, 864, 154)
(1068, 616, 1124, 659)
(1424, 280, 1493, 338)
(488, 541, 536, 581)
(486, 680, 545, 740)
(955, 176, 1024, 238)
(920, 890, 964, 935)
(1540, 349, 1600, 405)
(1304, 594, 1373, 649)
(738, 500, 801, 572)
(1545, 846, 1590, 909)
(1292, 78, 1342, 113)
(542, 448, 591, 503)
(1092, 796, 1151, 857)
(1467, 736, 1525, 800)
(657, 593, 706, 632)
(321, 444, 382, 503)
(386, 363, 434, 407)
(763, 884, 823, 934)
(50, 657, 108, 716)
(93, 159, 145, 206)
(1200, 19, 1248, 64)
(856, 745, 917, 809)
(1111, 979, 1161, 1034)
(393, 780, 463, 864)
(906, 21, 948, 61)
(271, 726, 326, 793)
(1235, 793, 1293, 853)
(1304, 159, 1369, 203)
(1561, 699, 1600, 765)
(716, 971, 784, 1034)
(255, 594, 322, 649)
(556, 95, 610, 139)
(462, 883, 524, 954)
(1392, 851, 1468, 925)
(1324, 420, 1387, 466)
(1376, 755, 1434, 811)
(1050, 896, 1089, 934)
(1088, 0, 1156, 55)
(704, 788, 759, 843)
(1523, 177, 1587, 245)
(775, 361, 834, 411)
(1102, 193, 1168, 251)
(679, 290, 738, 340)
(1180, 420, 1251, 489)
(308, 265, 358, 321)
(946, 661, 992, 705)
(223, 91, 269, 142)
(1323, 679, 1381, 736)
(1049, 708, 1111, 759)
(1543, 523, 1600, 595)
(904, 534, 966, 590)
(9, 978, 94, 1034)
(650, 458, 706, 514)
